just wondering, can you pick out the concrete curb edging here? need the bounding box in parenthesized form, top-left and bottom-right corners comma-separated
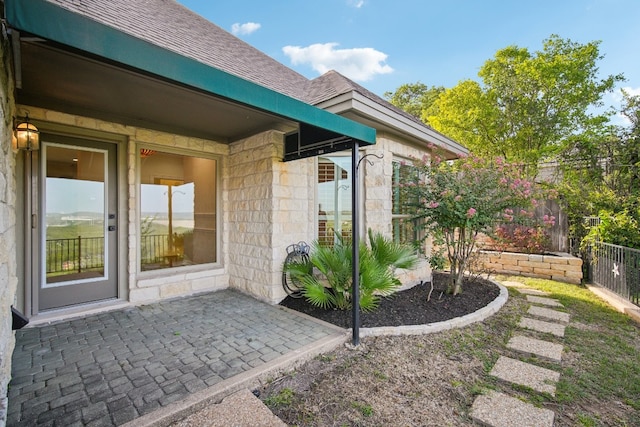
(124, 332, 348, 427)
(359, 280, 509, 337)
(586, 284, 640, 324)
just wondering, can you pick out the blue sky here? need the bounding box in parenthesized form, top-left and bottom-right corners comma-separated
(177, 0, 640, 110)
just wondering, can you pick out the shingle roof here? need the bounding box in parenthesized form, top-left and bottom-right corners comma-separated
(307, 70, 430, 127)
(39, 0, 462, 152)
(45, 0, 311, 100)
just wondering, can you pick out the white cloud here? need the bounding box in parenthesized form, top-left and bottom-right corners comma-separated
(622, 86, 640, 97)
(606, 86, 640, 126)
(231, 22, 261, 36)
(348, 0, 365, 8)
(282, 42, 393, 82)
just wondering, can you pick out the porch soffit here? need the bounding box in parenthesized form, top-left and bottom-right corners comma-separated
(5, 0, 376, 146)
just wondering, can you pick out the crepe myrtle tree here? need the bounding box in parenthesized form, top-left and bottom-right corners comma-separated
(401, 148, 543, 295)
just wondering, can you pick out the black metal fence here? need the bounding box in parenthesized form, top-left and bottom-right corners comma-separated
(587, 241, 640, 305)
(46, 236, 104, 274)
(140, 234, 171, 265)
(46, 234, 172, 274)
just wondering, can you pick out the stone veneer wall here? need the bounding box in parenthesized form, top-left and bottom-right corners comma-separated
(16, 105, 230, 305)
(0, 27, 18, 422)
(226, 131, 314, 303)
(477, 250, 583, 284)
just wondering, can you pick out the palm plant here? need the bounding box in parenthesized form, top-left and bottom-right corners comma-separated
(284, 230, 418, 312)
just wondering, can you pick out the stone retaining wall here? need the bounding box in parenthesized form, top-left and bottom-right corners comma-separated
(477, 251, 583, 284)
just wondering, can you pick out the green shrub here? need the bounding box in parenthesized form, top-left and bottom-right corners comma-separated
(583, 210, 640, 249)
(284, 230, 418, 312)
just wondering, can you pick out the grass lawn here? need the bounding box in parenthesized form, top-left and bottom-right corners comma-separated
(260, 276, 640, 426)
(506, 276, 640, 426)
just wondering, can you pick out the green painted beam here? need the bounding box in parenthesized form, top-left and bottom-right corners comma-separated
(5, 0, 376, 145)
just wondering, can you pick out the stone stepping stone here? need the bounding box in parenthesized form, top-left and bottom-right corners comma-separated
(471, 390, 555, 427)
(490, 356, 560, 395)
(518, 288, 550, 296)
(507, 335, 563, 362)
(528, 306, 570, 323)
(519, 317, 565, 337)
(526, 295, 563, 307)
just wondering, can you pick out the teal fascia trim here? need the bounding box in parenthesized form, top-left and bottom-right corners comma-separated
(5, 0, 376, 145)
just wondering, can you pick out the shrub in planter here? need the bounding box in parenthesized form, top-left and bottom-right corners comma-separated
(284, 230, 418, 312)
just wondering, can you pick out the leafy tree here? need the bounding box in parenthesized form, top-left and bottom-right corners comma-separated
(384, 82, 444, 120)
(401, 151, 544, 295)
(558, 90, 640, 247)
(389, 35, 623, 177)
(284, 230, 418, 311)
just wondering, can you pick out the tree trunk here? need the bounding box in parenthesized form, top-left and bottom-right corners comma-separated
(447, 269, 464, 295)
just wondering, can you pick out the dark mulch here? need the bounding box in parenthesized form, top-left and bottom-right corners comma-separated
(279, 272, 500, 328)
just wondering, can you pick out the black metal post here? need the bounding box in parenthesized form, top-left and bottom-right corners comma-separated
(351, 141, 360, 346)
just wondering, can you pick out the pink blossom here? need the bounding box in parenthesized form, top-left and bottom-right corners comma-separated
(520, 209, 528, 215)
(427, 201, 439, 208)
(466, 208, 477, 218)
(454, 195, 462, 201)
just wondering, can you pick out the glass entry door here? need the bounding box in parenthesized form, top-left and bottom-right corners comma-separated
(37, 136, 118, 311)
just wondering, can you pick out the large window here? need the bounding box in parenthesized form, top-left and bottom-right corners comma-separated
(392, 160, 416, 244)
(317, 156, 352, 245)
(139, 149, 217, 271)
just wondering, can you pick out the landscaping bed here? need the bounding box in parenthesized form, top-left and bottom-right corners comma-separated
(280, 272, 500, 328)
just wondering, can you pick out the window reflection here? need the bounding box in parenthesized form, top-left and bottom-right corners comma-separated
(45, 145, 106, 283)
(317, 155, 352, 246)
(139, 150, 217, 270)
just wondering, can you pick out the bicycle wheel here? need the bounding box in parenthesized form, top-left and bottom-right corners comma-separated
(282, 250, 310, 298)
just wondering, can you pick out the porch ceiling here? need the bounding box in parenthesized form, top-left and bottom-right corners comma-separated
(17, 40, 294, 143)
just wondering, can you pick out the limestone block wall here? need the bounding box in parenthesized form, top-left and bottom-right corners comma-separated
(0, 29, 18, 421)
(227, 131, 314, 303)
(478, 250, 583, 284)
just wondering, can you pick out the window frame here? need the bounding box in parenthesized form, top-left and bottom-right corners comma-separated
(315, 152, 357, 246)
(392, 158, 422, 247)
(136, 144, 221, 274)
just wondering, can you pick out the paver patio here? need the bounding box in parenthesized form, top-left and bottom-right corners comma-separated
(7, 290, 344, 426)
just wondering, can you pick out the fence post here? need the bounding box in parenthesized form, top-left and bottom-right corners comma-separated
(77, 235, 82, 273)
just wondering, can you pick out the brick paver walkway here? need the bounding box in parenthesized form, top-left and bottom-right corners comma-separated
(7, 290, 339, 426)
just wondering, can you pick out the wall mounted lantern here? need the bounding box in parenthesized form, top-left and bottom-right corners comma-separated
(14, 113, 40, 151)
